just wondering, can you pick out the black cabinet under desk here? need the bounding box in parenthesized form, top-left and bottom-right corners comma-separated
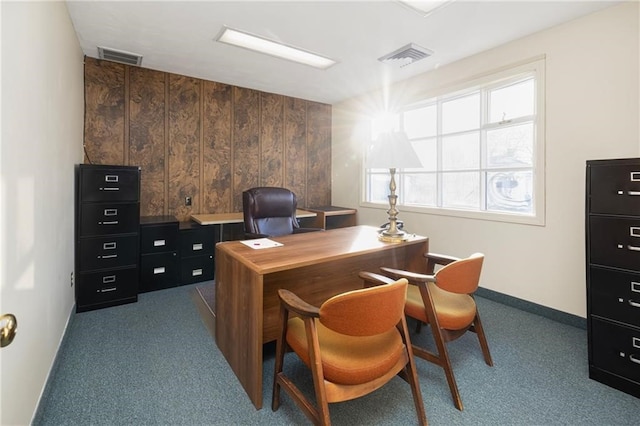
(139, 216, 180, 292)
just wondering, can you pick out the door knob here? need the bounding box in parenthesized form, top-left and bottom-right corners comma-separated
(0, 314, 17, 348)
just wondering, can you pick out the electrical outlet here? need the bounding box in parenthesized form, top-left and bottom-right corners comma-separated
(185, 196, 192, 206)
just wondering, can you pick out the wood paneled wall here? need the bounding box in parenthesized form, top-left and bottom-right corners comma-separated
(83, 57, 331, 221)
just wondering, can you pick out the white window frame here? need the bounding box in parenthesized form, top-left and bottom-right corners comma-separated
(362, 58, 546, 226)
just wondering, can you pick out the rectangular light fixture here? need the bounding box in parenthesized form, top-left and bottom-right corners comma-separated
(397, 0, 454, 17)
(216, 27, 336, 70)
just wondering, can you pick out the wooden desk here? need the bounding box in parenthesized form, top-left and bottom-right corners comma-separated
(215, 225, 429, 409)
(305, 205, 357, 229)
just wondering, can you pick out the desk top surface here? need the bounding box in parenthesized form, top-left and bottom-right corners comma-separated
(216, 225, 428, 275)
(191, 209, 316, 225)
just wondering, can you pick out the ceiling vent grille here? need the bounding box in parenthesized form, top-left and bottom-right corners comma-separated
(378, 43, 433, 68)
(97, 47, 143, 66)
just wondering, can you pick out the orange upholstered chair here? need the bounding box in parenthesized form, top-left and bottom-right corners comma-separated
(272, 273, 427, 426)
(381, 253, 493, 411)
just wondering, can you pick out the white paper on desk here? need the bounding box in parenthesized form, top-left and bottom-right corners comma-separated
(240, 238, 283, 249)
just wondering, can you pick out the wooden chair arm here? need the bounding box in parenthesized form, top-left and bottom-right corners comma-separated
(358, 271, 395, 287)
(277, 289, 320, 318)
(380, 267, 436, 283)
(423, 252, 460, 265)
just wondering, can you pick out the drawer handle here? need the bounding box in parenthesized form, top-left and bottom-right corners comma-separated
(192, 269, 203, 277)
(153, 267, 166, 275)
(99, 187, 120, 191)
(99, 221, 119, 226)
(192, 243, 203, 251)
(98, 287, 117, 293)
(105, 175, 119, 183)
(630, 354, 640, 365)
(153, 239, 166, 247)
(99, 254, 117, 259)
(104, 209, 118, 216)
(102, 275, 116, 284)
(629, 300, 640, 308)
(628, 245, 640, 252)
(103, 242, 117, 250)
(628, 191, 640, 196)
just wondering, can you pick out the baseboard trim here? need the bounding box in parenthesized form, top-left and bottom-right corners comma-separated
(476, 287, 586, 330)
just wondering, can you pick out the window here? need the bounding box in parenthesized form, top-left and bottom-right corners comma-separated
(364, 59, 545, 225)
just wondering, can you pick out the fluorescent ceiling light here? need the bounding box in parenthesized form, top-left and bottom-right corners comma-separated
(216, 27, 336, 70)
(397, 0, 454, 17)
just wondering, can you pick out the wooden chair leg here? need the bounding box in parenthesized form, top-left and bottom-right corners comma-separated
(399, 318, 428, 426)
(272, 305, 289, 411)
(473, 311, 493, 367)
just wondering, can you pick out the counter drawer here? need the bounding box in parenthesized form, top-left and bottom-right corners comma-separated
(79, 166, 140, 202)
(79, 202, 140, 237)
(589, 216, 640, 271)
(180, 254, 214, 284)
(140, 252, 179, 292)
(589, 162, 640, 216)
(591, 318, 640, 384)
(76, 267, 138, 309)
(79, 235, 139, 271)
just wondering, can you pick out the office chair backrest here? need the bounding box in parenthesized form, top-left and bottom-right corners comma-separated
(435, 252, 484, 295)
(243, 187, 299, 237)
(319, 278, 408, 336)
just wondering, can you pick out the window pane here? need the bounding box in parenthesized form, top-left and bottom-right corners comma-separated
(489, 78, 534, 123)
(442, 172, 480, 209)
(486, 171, 533, 214)
(442, 93, 480, 134)
(403, 173, 437, 206)
(404, 105, 437, 139)
(371, 114, 400, 139)
(410, 138, 437, 171)
(442, 132, 479, 170)
(368, 174, 390, 204)
(487, 123, 533, 168)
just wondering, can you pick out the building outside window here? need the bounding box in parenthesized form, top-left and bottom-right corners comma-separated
(364, 58, 546, 225)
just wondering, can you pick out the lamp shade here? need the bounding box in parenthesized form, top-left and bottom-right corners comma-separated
(366, 131, 423, 169)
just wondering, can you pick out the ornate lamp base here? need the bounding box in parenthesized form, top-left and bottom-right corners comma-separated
(379, 229, 411, 243)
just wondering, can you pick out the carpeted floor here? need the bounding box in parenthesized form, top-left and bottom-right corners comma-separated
(33, 283, 640, 425)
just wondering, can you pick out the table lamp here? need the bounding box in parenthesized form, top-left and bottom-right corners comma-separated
(366, 131, 422, 242)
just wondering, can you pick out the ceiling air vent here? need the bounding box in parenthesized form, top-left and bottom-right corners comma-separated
(378, 43, 433, 68)
(97, 46, 143, 66)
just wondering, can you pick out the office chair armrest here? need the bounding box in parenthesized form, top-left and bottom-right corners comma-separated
(358, 271, 396, 288)
(292, 227, 324, 234)
(423, 252, 459, 266)
(380, 267, 436, 284)
(277, 289, 320, 318)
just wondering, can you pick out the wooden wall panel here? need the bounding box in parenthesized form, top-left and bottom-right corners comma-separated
(84, 59, 125, 165)
(284, 98, 308, 207)
(260, 93, 284, 187)
(129, 67, 166, 217)
(232, 87, 260, 212)
(307, 102, 332, 207)
(202, 81, 232, 213)
(83, 58, 332, 219)
(168, 75, 201, 221)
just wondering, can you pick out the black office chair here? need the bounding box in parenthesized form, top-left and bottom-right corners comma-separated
(242, 187, 323, 239)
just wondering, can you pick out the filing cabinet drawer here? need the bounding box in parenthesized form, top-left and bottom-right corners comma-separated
(589, 163, 640, 216)
(180, 226, 216, 256)
(141, 223, 179, 254)
(79, 166, 140, 202)
(79, 235, 139, 271)
(76, 267, 138, 310)
(180, 254, 214, 284)
(79, 203, 140, 237)
(589, 216, 640, 271)
(589, 266, 640, 328)
(591, 318, 640, 384)
(140, 252, 179, 292)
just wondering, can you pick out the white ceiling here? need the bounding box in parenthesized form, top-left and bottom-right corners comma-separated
(66, 0, 621, 105)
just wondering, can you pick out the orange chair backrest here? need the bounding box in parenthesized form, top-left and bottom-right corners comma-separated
(435, 253, 484, 295)
(319, 278, 408, 337)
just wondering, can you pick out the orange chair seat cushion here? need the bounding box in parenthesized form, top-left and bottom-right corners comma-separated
(286, 317, 405, 385)
(405, 283, 476, 330)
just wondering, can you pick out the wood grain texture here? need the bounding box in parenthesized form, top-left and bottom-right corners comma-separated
(260, 92, 284, 187)
(284, 97, 308, 207)
(232, 86, 260, 211)
(84, 58, 125, 165)
(168, 74, 201, 221)
(129, 67, 166, 216)
(203, 81, 232, 213)
(307, 101, 332, 207)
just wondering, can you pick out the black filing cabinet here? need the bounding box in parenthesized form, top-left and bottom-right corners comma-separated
(75, 164, 140, 312)
(140, 216, 179, 292)
(179, 222, 217, 284)
(586, 158, 640, 398)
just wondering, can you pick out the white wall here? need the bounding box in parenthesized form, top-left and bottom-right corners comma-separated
(0, 1, 84, 424)
(332, 2, 640, 317)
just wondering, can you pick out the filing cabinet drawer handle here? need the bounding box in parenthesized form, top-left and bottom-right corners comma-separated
(98, 287, 117, 293)
(99, 254, 118, 259)
(99, 187, 120, 191)
(629, 191, 640, 196)
(628, 245, 640, 252)
(153, 239, 166, 247)
(192, 243, 203, 251)
(104, 209, 118, 216)
(102, 275, 116, 284)
(192, 269, 203, 277)
(629, 300, 640, 308)
(153, 267, 166, 275)
(99, 221, 119, 225)
(630, 354, 640, 365)
(103, 242, 117, 250)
